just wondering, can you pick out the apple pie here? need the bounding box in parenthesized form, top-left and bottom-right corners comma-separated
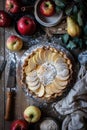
(21, 46, 73, 101)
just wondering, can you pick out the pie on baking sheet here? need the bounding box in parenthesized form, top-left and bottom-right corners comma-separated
(21, 46, 73, 101)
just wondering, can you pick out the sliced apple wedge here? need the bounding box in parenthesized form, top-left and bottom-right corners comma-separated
(27, 79, 39, 87)
(35, 84, 45, 97)
(46, 84, 55, 95)
(57, 73, 70, 81)
(27, 82, 41, 91)
(25, 58, 36, 73)
(44, 93, 51, 98)
(53, 80, 66, 90)
(55, 78, 68, 86)
(33, 52, 43, 64)
(26, 75, 38, 82)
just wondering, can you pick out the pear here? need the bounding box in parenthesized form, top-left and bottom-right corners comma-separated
(67, 16, 81, 37)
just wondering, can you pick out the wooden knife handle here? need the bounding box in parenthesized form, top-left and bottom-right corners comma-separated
(4, 91, 15, 121)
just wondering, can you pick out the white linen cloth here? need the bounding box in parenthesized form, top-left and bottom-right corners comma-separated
(54, 65, 87, 130)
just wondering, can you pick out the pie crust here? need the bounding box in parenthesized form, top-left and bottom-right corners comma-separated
(21, 46, 73, 101)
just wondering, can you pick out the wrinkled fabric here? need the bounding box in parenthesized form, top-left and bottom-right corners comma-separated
(54, 71, 87, 115)
(62, 111, 87, 130)
(54, 66, 87, 130)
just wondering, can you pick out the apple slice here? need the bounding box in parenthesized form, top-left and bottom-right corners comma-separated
(57, 70, 70, 81)
(26, 74, 38, 82)
(38, 48, 45, 62)
(56, 63, 69, 74)
(33, 52, 42, 65)
(28, 57, 36, 70)
(39, 48, 47, 62)
(35, 84, 45, 97)
(46, 84, 55, 95)
(50, 52, 59, 63)
(53, 80, 66, 90)
(27, 79, 39, 87)
(24, 64, 35, 74)
(44, 93, 51, 98)
(47, 50, 52, 61)
(55, 78, 68, 86)
(55, 56, 66, 64)
(27, 82, 41, 91)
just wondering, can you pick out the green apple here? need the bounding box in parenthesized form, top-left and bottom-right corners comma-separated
(23, 106, 41, 123)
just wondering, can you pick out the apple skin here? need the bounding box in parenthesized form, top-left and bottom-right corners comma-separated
(24, 106, 41, 123)
(6, 35, 23, 51)
(5, 0, 21, 14)
(17, 16, 36, 36)
(0, 10, 11, 27)
(10, 119, 29, 130)
(40, 0, 55, 17)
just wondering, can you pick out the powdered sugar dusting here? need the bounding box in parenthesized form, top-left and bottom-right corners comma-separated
(37, 62, 57, 86)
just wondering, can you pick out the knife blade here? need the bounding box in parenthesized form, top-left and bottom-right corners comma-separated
(0, 60, 7, 79)
(4, 59, 16, 121)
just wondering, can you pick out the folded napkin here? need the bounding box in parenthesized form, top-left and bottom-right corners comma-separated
(54, 51, 87, 130)
(54, 70, 87, 115)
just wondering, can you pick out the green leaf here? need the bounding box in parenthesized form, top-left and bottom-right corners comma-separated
(77, 10, 83, 26)
(85, 40, 87, 45)
(72, 38, 83, 48)
(73, 5, 78, 14)
(56, 6, 62, 13)
(65, 7, 73, 15)
(84, 25, 87, 36)
(54, 0, 65, 8)
(73, 37, 80, 43)
(78, 39, 83, 48)
(66, 41, 76, 49)
(62, 34, 69, 44)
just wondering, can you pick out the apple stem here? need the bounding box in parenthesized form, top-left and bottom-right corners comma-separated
(45, 2, 50, 8)
(30, 114, 34, 119)
(9, 4, 14, 9)
(25, 21, 29, 25)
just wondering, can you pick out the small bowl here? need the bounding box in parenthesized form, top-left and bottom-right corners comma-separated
(35, 117, 60, 130)
(34, 0, 63, 27)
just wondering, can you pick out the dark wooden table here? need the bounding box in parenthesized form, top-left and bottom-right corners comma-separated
(1, 0, 84, 129)
(0, 0, 61, 129)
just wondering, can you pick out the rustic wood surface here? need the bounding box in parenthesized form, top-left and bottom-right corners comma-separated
(0, 0, 82, 129)
(0, 0, 60, 129)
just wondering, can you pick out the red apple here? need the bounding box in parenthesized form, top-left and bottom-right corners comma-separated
(5, 0, 21, 14)
(40, 0, 55, 17)
(0, 10, 11, 27)
(17, 16, 36, 36)
(6, 35, 23, 51)
(10, 119, 29, 130)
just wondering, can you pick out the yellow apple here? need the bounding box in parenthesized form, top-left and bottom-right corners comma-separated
(6, 35, 23, 51)
(23, 106, 41, 123)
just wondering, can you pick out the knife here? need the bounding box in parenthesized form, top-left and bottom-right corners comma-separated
(4, 59, 16, 121)
(0, 60, 7, 79)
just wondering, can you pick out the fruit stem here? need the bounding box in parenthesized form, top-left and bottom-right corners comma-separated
(9, 4, 14, 9)
(30, 114, 34, 119)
